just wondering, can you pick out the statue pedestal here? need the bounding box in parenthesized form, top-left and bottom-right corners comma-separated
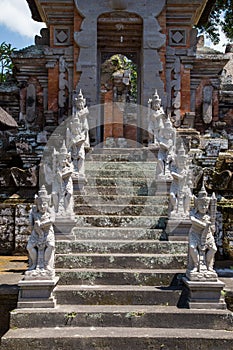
(54, 217, 76, 240)
(167, 218, 191, 241)
(183, 277, 226, 310)
(17, 277, 59, 308)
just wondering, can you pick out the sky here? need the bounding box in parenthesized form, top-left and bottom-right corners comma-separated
(0, 0, 45, 49)
(0, 0, 228, 52)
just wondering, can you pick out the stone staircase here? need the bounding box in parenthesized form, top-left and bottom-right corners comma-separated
(2, 147, 233, 350)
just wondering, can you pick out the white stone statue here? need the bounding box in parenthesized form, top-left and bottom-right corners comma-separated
(148, 89, 166, 145)
(43, 141, 74, 220)
(25, 185, 55, 280)
(170, 143, 192, 218)
(156, 118, 176, 179)
(66, 90, 90, 179)
(186, 183, 218, 281)
(52, 142, 74, 219)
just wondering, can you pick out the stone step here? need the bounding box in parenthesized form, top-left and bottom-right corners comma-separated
(88, 147, 146, 155)
(85, 169, 156, 178)
(75, 215, 167, 228)
(86, 178, 154, 187)
(74, 203, 168, 216)
(9, 305, 233, 330)
(85, 159, 157, 168)
(55, 253, 187, 269)
(54, 285, 182, 305)
(3, 327, 233, 350)
(74, 194, 168, 206)
(56, 268, 185, 286)
(82, 185, 151, 196)
(72, 227, 166, 240)
(86, 154, 146, 162)
(56, 240, 188, 255)
(86, 151, 152, 158)
(88, 146, 157, 155)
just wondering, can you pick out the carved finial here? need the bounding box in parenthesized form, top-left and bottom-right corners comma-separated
(78, 89, 84, 101)
(37, 185, 50, 203)
(164, 118, 173, 130)
(211, 192, 217, 201)
(178, 142, 187, 157)
(58, 140, 68, 159)
(152, 89, 161, 104)
(60, 140, 68, 154)
(197, 180, 209, 203)
(75, 89, 86, 108)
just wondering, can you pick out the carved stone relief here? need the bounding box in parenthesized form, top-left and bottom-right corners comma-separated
(59, 56, 69, 108)
(169, 29, 186, 46)
(54, 27, 70, 46)
(26, 84, 36, 124)
(166, 52, 181, 127)
(202, 85, 213, 124)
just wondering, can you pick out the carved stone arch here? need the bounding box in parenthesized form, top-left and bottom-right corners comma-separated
(74, 0, 166, 144)
(74, 0, 166, 106)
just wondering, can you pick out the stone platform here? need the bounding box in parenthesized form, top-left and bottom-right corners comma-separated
(1, 148, 233, 349)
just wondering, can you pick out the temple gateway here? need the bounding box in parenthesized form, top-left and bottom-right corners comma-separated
(1, 0, 233, 348)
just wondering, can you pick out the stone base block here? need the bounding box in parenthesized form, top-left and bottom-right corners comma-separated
(183, 277, 226, 310)
(17, 277, 59, 308)
(167, 219, 191, 241)
(54, 218, 76, 239)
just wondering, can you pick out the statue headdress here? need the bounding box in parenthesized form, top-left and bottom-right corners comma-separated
(197, 180, 210, 206)
(35, 185, 50, 205)
(152, 89, 161, 105)
(177, 142, 188, 160)
(58, 141, 68, 160)
(75, 89, 86, 106)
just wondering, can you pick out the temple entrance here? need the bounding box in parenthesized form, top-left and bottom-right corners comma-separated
(97, 12, 143, 145)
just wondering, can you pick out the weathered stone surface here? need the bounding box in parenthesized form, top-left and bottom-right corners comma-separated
(10, 304, 233, 329)
(3, 327, 233, 350)
(0, 205, 15, 254)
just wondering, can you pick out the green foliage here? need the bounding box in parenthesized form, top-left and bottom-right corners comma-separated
(197, 1, 233, 44)
(106, 54, 138, 102)
(0, 41, 15, 83)
(117, 54, 137, 102)
(125, 311, 145, 318)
